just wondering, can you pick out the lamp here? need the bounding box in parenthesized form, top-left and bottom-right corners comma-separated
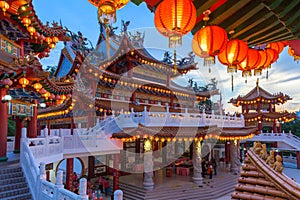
(2, 94, 12, 103)
(39, 103, 46, 108)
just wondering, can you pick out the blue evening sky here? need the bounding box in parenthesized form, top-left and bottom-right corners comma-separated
(33, 0, 300, 112)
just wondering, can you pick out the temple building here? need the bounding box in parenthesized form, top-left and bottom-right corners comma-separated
(1, 1, 300, 200)
(229, 81, 296, 133)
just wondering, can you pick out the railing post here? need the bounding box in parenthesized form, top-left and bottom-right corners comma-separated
(53, 170, 64, 199)
(79, 178, 89, 200)
(40, 162, 46, 180)
(114, 190, 123, 200)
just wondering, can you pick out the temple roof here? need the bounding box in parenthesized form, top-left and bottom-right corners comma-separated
(229, 82, 292, 106)
(1, 1, 67, 54)
(232, 148, 300, 200)
(243, 112, 297, 120)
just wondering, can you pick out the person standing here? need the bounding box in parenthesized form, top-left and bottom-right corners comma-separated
(104, 178, 110, 196)
(98, 176, 104, 193)
(212, 159, 217, 175)
(208, 165, 213, 179)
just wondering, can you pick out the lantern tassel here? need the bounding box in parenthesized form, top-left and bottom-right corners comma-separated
(231, 74, 234, 92)
(204, 56, 215, 69)
(266, 69, 269, 80)
(209, 67, 211, 73)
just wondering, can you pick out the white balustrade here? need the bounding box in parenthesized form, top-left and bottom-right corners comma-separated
(6, 136, 15, 152)
(244, 131, 300, 150)
(21, 128, 88, 200)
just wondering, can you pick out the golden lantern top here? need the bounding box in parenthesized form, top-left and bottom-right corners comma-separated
(88, 0, 129, 24)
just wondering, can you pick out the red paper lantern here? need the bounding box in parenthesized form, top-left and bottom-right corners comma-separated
(218, 39, 248, 73)
(154, 0, 196, 48)
(237, 48, 261, 78)
(267, 42, 285, 54)
(192, 25, 228, 67)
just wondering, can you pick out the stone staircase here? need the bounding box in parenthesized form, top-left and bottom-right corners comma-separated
(119, 170, 238, 200)
(0, 163, 32, 200)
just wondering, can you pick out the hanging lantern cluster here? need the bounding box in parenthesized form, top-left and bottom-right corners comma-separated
(154, 0, 196, 48)
(192, 10, 228, 72)
(88, 0, 129, 25)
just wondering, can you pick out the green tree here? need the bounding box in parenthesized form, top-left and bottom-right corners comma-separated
(8, 119, 15, 136)
(282, 119, 300, 137)
(45, 65, 57, 78)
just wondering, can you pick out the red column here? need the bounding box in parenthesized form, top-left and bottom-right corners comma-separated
(166, 75, 170, 87)
(131, 91, 136, 102)
(0, 88, 8, 161)
(245, 104, 249, 113)
(87, 111, 94, 128)
(113, 154, 120, 191)
(27, 100, 38, 138)
(225, 141, 230, 164)
(257, 101, 261, 112)
(66, 158, 74, 191)
(272, 121, 276, 133)
(296, 152, 300, 169)
(88, 156, 95, 180)
(170, 93, 174, 107)
(14, 117, 24, 153)
(70, 117, 75, 135)
(18, 40, 24, 58)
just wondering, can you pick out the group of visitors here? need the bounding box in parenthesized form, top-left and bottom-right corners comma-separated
(87, 176, 112, 200)
(202, 159, 217, 179)
(70, 172, 112, 199)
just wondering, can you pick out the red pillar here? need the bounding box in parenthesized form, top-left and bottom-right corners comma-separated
(272, 121, 276, 132)
(70, 117, 75, 135)
(88, 156, 95, 180)
(131, 91, 136, 102)
(18, 40, 24, 58)
(296, 152, 300, 169)
(113, 154, 120, 191)
(87, 111, 94, 128)
(0, 88, 8, 161)
(66, 158, 74, 191)
(225, 141, 230, 164)
(14, 116, 24, 153)
(27, 100, 38, 138)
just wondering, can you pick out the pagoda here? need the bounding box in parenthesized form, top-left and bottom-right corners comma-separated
(229, 80, 296, 133)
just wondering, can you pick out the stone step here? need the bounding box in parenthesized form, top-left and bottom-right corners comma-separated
(0, 167, 22, 174)
(0, 182, 28, 193)
(0, 187, 30, 199)
(120, 174, 238, 200)
(0, 171, 23, 180)
(5, 192, 32, 200)
(0, 176, 26, 185)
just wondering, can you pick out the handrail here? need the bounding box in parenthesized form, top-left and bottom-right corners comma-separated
(247, 148, 300, 200)
(20, 128, 88, 200)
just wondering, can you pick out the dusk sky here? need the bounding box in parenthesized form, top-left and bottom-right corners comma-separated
(33, 0, 300, 113)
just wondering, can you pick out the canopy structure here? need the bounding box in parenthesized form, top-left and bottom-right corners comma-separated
(136, 0, 300, 46)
